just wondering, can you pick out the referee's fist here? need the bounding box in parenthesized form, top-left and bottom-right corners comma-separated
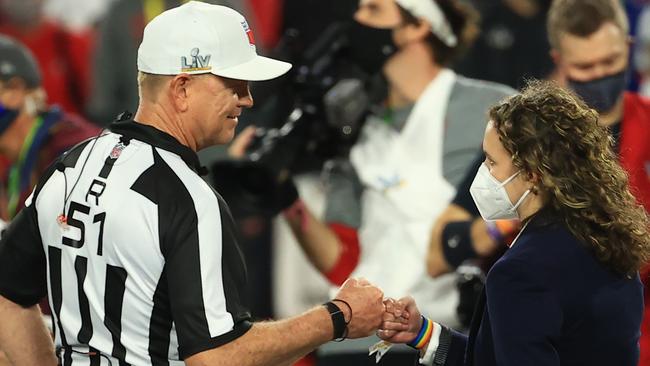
(333, 278, 385, 338)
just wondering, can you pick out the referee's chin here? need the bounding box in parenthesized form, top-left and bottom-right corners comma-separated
(214, 127, 237, 146)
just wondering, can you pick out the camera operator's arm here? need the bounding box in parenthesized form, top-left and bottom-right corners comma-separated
(284, 205, 345, 275)
(228, 125, 257, 158)
(427, 154, 520, 277)
(427, 211, 509, 277)
(427, 204, 474, 277)
(284, 159, 363, 285)
(225, 129, 363, 285)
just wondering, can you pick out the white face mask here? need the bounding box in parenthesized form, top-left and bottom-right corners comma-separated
(24, 95, 38, 116)
(469, 163, 531, 221)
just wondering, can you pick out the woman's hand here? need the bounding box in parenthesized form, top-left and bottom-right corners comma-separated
(377, 296, 422, 344)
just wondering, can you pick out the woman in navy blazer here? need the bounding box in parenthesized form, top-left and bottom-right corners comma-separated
(378, 80, 650, 366)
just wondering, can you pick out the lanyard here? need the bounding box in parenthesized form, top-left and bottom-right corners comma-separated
(7, 116, 43, 218)
(6, 109, 61, 219)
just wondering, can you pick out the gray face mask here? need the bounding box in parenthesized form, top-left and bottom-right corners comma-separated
(568, 70, 628, 113)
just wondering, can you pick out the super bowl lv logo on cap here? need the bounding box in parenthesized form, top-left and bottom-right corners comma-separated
(181, 48, 212, 72)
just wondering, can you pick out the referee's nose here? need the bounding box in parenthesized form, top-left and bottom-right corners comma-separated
(238, 90, 254, 109)
(233, 80, 254, 109)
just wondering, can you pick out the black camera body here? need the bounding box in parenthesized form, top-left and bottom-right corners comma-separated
(245, 22, 382, 176)
(212, 22, 383, 218)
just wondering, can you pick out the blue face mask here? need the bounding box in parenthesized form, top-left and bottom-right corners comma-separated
(0, 103, 20, 135)
(568, 70, 627, 113)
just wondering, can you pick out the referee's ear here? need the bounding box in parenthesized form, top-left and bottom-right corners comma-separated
(169, 74, 192, 113)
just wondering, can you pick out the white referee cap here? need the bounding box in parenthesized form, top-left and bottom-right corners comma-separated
(137, 1, 291, 81)
(395, 0, 458, 47)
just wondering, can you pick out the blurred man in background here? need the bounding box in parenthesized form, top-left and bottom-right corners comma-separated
(0, 34, 99, 366)
(0, 0, 95, 117)
(0, 35, 99, 223)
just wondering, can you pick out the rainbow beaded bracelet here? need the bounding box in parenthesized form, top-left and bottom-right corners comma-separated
(407, 316, 434, 349)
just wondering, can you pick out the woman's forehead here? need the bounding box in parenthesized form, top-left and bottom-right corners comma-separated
(483, 122, 510, 158)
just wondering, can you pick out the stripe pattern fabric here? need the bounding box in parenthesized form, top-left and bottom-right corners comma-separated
(0, 121, 252, 365)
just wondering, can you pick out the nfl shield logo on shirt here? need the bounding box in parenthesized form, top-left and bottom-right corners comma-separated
(110, 142, 127, 159)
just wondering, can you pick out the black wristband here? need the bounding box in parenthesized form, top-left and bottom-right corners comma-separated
(441, 220, 478, 269)
(331, 299, 352, 324)
(323, 301, 347, 341)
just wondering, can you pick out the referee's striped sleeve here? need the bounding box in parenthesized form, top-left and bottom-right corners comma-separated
(155, 149, 251, 359)
(0, 203, 46, 306)
(0, 159, 61, 307)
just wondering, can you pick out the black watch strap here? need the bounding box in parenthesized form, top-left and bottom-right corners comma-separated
(433, 325, 452, 366)
(323, 301, 347, 340)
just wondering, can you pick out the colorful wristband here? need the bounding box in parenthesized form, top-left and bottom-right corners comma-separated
(407, 316, 434, 349)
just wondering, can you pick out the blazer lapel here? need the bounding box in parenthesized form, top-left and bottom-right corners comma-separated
(465, 287, 487, 365)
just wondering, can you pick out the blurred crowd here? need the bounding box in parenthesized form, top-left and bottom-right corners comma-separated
(6, 0, 650, 126)
(2, 0, 650, 365)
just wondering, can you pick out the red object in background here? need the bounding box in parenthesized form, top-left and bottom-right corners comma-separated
(0, 19, 95, 116)
(619, 92, 650, 366)
(293, 353, 316, 366)
(248, 0, 283, 50)
(620, 92, 650, 211)
(325, 223, 361, 286)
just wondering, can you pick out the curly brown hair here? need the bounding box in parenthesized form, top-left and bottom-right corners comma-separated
(489, 80, 650, 276)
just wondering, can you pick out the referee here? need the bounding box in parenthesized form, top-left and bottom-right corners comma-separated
(0, 2, 387, 366)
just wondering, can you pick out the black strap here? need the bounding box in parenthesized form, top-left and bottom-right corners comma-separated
(433, 325, 452, 366)
(465, 288, 486, 365)
(323, 301, 347, 341)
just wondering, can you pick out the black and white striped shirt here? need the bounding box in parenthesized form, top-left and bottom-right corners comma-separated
(0, 120, 251, 365)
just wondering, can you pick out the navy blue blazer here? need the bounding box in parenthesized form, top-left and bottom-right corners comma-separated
(439, 213, 644, 366)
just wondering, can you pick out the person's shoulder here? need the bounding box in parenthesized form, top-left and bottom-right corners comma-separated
(452, 75, 516, 100)
(620, 93, 650, 139)
(49, 110, 101, 154)
(60, 111, 101, 132)
(624, 91, 650, 105)
(135, 147, 206, 193)
(485, 224, 574, 297)
(499, 220, 586, 278)
(515, 220, 579, 253)
(624, 91, 650, 117)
